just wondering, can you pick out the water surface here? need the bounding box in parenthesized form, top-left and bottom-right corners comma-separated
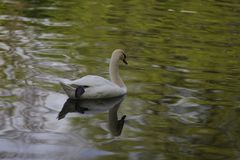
(0, 0, 240, 160)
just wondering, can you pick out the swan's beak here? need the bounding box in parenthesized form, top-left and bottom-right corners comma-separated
(123, 59, 128, 65)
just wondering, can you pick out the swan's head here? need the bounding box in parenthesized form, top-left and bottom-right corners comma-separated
(112, 49, 128, 65)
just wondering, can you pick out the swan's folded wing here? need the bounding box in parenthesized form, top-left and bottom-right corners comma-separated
(81, 84, 126, 99)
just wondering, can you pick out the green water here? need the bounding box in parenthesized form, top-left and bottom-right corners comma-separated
(0, 0, 240, 159)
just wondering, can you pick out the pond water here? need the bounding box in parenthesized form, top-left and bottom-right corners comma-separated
(0, 0, 240, 160)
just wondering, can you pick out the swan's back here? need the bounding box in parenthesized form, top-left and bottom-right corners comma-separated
(71, 75, 113, 87)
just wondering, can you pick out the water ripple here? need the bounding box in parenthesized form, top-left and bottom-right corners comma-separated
(0, 42, 10, 51)
(0, 15, 72, 27)
(168, 96, 210, 124)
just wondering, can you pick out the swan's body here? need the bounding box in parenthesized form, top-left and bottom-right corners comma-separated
(60, 49, 127, 99)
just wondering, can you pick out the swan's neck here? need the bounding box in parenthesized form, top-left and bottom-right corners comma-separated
(109, 58, 125, 88)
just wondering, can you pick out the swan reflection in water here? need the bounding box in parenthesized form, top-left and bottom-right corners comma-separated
(57, 96, 126, 136)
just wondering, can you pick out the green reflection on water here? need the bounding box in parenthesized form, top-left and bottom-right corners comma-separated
(0, 0, 240, 160)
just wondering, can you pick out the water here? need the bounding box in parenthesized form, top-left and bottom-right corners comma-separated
(0, 0, 240, 159)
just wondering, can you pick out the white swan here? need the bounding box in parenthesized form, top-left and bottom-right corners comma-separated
(60, 49, 128, 99)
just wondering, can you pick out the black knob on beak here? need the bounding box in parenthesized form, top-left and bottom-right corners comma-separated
(123, 59, 128, 65)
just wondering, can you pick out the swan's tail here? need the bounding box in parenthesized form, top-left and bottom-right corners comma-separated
(59, 81, 75, 98)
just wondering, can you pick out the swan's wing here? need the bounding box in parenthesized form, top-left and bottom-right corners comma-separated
(81, 84, 126, 99)
(69, 75, 113, 87)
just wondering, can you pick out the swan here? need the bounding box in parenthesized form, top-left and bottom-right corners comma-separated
(60, 49, 128, 99)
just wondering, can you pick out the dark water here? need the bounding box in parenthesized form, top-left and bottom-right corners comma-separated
(0, 0, 240, 160)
